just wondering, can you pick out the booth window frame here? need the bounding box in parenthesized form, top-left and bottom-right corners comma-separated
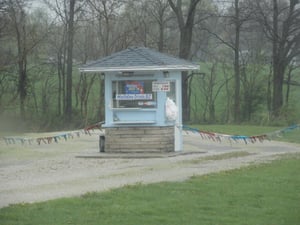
(112, 79, 158, 109)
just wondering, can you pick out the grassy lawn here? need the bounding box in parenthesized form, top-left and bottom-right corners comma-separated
(274, 130, 300, 143)
(1, 154, 299, 225)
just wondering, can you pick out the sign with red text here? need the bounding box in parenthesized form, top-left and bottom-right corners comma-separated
(152, 81, 170, 92)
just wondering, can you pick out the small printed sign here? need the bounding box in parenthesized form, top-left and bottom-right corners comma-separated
(116, 94, 153, 100)
(152, 81, 170, 92)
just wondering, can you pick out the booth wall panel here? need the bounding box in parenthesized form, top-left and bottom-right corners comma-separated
(105, 126, 174, 152)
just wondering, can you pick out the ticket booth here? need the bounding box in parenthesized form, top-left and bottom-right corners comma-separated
(80, 47, 199, 152)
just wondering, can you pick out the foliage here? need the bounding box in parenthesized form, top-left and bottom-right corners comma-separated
(190, 62, 299, 124)
(1, 154, 299, 225)
(0, 0, 300, 131)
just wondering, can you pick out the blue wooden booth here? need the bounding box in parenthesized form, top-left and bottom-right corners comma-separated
(80, 47, 198, 152)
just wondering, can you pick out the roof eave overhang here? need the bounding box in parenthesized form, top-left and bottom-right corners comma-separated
(79, 65, 199, 73)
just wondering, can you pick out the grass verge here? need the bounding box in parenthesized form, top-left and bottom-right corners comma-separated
(190, 124, 300, 144)
(1, 153, 299, 225)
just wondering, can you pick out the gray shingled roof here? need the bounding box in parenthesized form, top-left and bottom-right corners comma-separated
(79, 47, 199, 72)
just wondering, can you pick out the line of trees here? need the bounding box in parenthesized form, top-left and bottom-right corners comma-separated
(0, 0, 299, 130)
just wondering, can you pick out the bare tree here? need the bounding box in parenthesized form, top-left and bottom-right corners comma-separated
(168, 0, 202, 122)
(285, 62, 300, 104)
(44, 0, 67, 116)
(254, 0, 300, 118)
(232, 0, 241, 123)
(45, 0, 86, 124)
(196, 61, 230, 123)
(6, 0, 28, 119)
(0, 2, 15, 113)
(145, 0, 172, 52)
(64, 0, 76, 123)
(121, 0, 152, 47)
(87, 0, 125, 56)
(0, 1, 9, 38)
(204, 0, 255, 122)
(240, 55, 267, 121)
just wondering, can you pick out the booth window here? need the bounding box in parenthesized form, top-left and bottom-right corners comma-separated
(112, 80, 157, 108)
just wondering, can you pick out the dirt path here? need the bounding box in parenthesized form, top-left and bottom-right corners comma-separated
(1, 132, 300, 208)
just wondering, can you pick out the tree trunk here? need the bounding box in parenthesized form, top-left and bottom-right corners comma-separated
(285, 66, 293, 104)
(233, 0, 241, 123)
(158, 19, 164, 52)
(18, 61, 27, 120)
(272, 62, 285, 116)
(271, 0, 282, 118)
(57, 50, 63, 116)
(267, 65, 272, 118)
(14, 5, 27, 120)
(179, 26, 194, 122)
(168, 0, 200, 123)
(65, 0, 76, 123)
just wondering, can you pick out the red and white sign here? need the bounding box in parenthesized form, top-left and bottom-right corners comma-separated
(152, 81, 170, 92)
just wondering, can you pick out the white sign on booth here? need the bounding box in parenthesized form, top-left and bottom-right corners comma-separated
(152, 81, 170, 92)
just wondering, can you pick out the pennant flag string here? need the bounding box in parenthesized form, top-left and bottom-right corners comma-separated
(0, 122, 103, 146)
(182, 124, 300, 144)
(2, 122, 299, 146)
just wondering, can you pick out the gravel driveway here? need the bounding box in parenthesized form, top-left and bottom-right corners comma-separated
(1, 131, 299, 208)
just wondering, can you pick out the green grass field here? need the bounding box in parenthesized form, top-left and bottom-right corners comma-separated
(1, 153, 299, 225)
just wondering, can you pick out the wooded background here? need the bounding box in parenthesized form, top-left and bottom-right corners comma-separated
(0, 0, 299, 131)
